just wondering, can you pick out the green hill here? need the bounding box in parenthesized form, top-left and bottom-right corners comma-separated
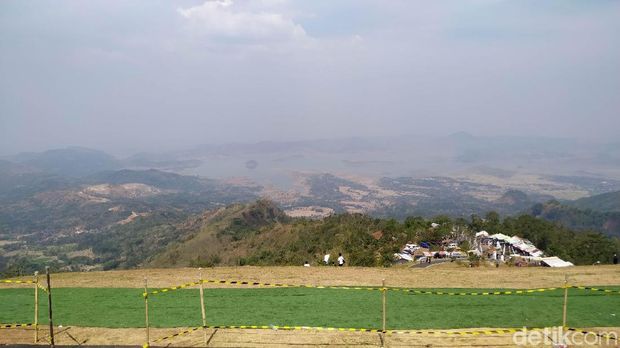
(149, 200, 291, 267)
(146, 200, 619, 269)
(3, 198, 619, 277)
(530, 200, 620, 238)
(571, 190, 620, 213)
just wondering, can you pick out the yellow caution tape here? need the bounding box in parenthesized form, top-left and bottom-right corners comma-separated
(571, 286, 620, 294)
(1, 323, 34, 329)
(145, 280, 203, 296)
(153, 326, 203, 342)
(1, 278, 48, 292)
(152, 325, 617, 343)
(567, 328, 618, 340)
(395, 287, 559, 296)
(144, 279, 383, 296)
(144, 278, 566, 297)
(36, 282, 48, 293)
(0, 279, 35, 284)
(153, 325, 547, 342)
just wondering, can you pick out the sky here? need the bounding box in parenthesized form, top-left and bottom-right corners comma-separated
(1, 0, 619, 156)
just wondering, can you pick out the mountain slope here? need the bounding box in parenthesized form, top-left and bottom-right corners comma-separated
(571, 191, 620, 213)
(530, 200, 620, 238)
(149, 199, 619, 268)
(12, 147, 121, 177)
(86, 169, 211, 192)
(0, 168, 261, 237)
(149, 200, 290, 267)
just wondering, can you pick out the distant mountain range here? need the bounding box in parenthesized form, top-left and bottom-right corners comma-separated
(8, 132, 620, 182)
(9, 147, 121, 177)
(1, 141, 619, 275)
(2, 145, 620, 238)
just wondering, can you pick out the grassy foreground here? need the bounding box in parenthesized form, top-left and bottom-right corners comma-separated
(1, 287, 619, 329)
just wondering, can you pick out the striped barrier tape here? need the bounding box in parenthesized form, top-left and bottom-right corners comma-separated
(150, 325, 617, 345)
(152, 326, 203, 343)
(1, 323, 34, 329)
(37, 282, 48, 293)
(0, 279, 35, 284)
(143, 278, 566, 297)
(567, 328, 618, 340)
(143, 279, 382, 297)
(396, 287, 560, 296)
(571, 286, 620, 294)
(143, 280, 203, 297)
(1, 278, 48, 292)
(151, 325, 542, 343)
(200, 279, 382, 291)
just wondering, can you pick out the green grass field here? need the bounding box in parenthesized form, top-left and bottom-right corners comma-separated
(1, 287, 619, 329)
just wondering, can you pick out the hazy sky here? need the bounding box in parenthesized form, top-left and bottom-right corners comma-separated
(1, 0, 619, 156)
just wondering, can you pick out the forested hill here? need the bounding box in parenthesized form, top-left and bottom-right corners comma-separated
(128, 201, 620, 269)
(531, 199, 620, 238)
(570, 190, 620, 213)
(0, 196, 620, 276)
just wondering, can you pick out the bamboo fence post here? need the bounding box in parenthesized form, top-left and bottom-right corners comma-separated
(199, 268, 208, 346)
(562, 274, 569, 328)
(144, 278, 150, 347)
(45, 266, 54, 347)
(382, 279, 386, 332)
(34, 271, 39, 343)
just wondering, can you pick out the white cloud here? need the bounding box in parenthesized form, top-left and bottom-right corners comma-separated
(177, 0, 307, 42)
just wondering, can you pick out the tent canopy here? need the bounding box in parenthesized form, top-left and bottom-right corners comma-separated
(541, 257, 574, 268)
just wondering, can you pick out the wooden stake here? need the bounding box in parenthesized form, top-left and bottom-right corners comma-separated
(562, 274, 568, 328)
(382, 279, 387, 332)
(46, 266, 55, 347)
(199, 268, 208, 346)
(34, 271, 39, 343)
(144, 278, 150, 347)
(381, 279, 387, 348)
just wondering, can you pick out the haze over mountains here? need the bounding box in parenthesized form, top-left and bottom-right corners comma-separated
(1, 133, 620, 275)
(2, 133, 620, 228)
(3, 133, 620, 213)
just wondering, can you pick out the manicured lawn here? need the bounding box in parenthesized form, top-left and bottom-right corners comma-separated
(1, 287, 618, 329)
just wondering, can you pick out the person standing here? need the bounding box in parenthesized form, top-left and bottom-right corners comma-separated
(614, 253, 618, 265)
(337, 253, 345, 267)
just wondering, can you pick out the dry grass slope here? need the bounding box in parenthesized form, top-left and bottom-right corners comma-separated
(2, 263, 618, 289)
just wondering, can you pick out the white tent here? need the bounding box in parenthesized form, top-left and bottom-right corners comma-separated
(541, 257, 574, 268)
(489, 233, 511, 242)
(475, 231, 489, 238)
(394, 253, 414, 261)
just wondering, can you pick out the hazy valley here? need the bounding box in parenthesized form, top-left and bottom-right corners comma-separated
(1, 135, 620, 275)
